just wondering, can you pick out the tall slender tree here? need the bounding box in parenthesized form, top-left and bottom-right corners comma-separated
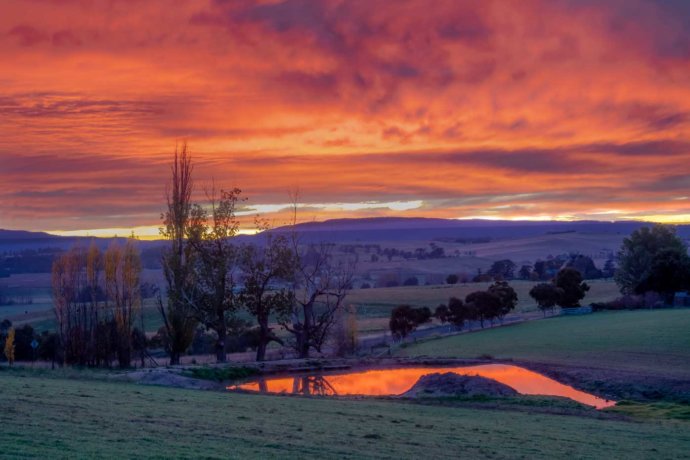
(105, 240, 142, 368)
(159, 143, 199, 365)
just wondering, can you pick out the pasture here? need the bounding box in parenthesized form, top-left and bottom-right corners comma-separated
(1, 370, 689, 459)
(397, 309, 690, 380)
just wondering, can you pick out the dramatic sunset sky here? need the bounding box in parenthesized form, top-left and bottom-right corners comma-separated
(1, 0, 690, 237)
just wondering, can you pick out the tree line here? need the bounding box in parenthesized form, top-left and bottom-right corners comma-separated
(389, 280, 519, 339)
(156, 145, 354, 364)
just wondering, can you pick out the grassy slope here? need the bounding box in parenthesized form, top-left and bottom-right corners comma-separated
(349, 280, 619, 315)
(397, 310, 690, 379)
(1, 372, 689, 459)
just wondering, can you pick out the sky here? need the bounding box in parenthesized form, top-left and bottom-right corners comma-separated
(1, 0, 690, 237)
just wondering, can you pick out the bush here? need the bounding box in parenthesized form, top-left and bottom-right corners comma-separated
(403, 277, 419, 286)
(446, 274, 459, 285)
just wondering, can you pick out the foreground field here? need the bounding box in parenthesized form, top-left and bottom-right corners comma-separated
(397, 309, 690, 380)
(1, 371, 689, 459)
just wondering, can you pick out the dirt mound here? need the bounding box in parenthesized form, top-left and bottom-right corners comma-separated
(113, 370, 220, 390)
(401, 372, 518, 398)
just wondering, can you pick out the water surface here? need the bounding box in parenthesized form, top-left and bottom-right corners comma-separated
(229, 364, 615, 409)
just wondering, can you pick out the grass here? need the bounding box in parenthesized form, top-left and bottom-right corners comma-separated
(349, 279, 620, 315)
(611, 401, 690, 422)
(396, 309, 690, 379)
(1, 370, 689, 459)
(183, 366, 259, 382)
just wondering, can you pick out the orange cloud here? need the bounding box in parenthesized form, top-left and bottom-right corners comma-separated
(1, 0, 690, 233)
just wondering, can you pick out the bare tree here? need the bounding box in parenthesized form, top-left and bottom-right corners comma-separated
(159, 143, 198, 365)
(281, 197, 355, 358)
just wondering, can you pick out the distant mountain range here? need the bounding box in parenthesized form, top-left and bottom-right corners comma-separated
(2, 217, 690, 251)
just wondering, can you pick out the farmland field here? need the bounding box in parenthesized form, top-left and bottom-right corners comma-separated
(397, 309, 690, 379)
(1, 370, 689, 459)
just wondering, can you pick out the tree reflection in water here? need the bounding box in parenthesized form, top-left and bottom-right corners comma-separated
(291, 376, 337, 396)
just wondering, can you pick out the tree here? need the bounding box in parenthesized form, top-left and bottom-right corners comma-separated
(646, 248, 690, 304)
(488, 281, 518, 321)
(465, 291, 501, 328)
(159, 143, 199, 365)
(281, 197, 355, 358)
(434, 304, 449, 323)
(564, 255, 602, 279)
(52, 244, 111, 366)
(446, 274, 459, 285)
(603, 258, 616, 278)
(554, 268, 590, 308)
(240, 231, 295, 361)
(615, 225, 690, 297)
(3, 327, 14, 366)
(446, 296, 472, 329)
(488, 259, 516, 280)
(104, 240, 142, 368)
(282, 240, 354, 358)
(389, 305, 430, 340)
(186, 187, 242, 363)
(529, 283, 563, 316)
(518, 265, 532, 280)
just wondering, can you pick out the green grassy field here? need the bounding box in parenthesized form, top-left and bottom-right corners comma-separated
(1, 370, 689, 459)
(2, 271, 621, 336)
(349, 279, 619, 316)
(397, 309, 690, 379)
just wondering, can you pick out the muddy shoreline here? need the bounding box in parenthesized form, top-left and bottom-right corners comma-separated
(120, 356, 690, 403)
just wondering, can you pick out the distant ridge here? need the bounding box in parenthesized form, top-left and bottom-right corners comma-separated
(271, 217, 690, 243)
(3, 218, 690, 250)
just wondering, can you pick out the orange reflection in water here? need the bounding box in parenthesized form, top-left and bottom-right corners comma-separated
(230, 364, 615, 409)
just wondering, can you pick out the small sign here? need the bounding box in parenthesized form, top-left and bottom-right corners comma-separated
(30, 339, 39, 349)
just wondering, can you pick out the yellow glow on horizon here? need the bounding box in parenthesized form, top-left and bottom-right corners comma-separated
(44, 212, 690, 240)
(47, 226, 260, 240)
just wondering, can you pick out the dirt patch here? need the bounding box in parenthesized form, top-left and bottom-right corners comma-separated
(112, 369, 221, 390)
(515, 361, 690, 403)
(401, 372, 518, 398)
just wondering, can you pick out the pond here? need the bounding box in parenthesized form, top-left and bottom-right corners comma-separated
(228, 364, 616, 409)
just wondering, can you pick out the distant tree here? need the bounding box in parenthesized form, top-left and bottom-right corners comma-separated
(446, 296, 472, 329)
(446, 274, 459, 285)
(529, 283, 563, 316)
(465, 291, 501, 328)
(3, 327, 14, 366)
(564, 255, 602, 279)
(615, 225, 690, 297)
(603, 258, 616, 278)
(434, 304, 449, 323)
(488, 281, 518, 321)
(488, 259, 516, 280)
(360, 282, 371, 289)
(554, 268, 590, 308)
(518, 265, 532, 280)
(389, 305, 431, 340)
(403, 276, 419, 286)
(646, 248, 690, 304)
